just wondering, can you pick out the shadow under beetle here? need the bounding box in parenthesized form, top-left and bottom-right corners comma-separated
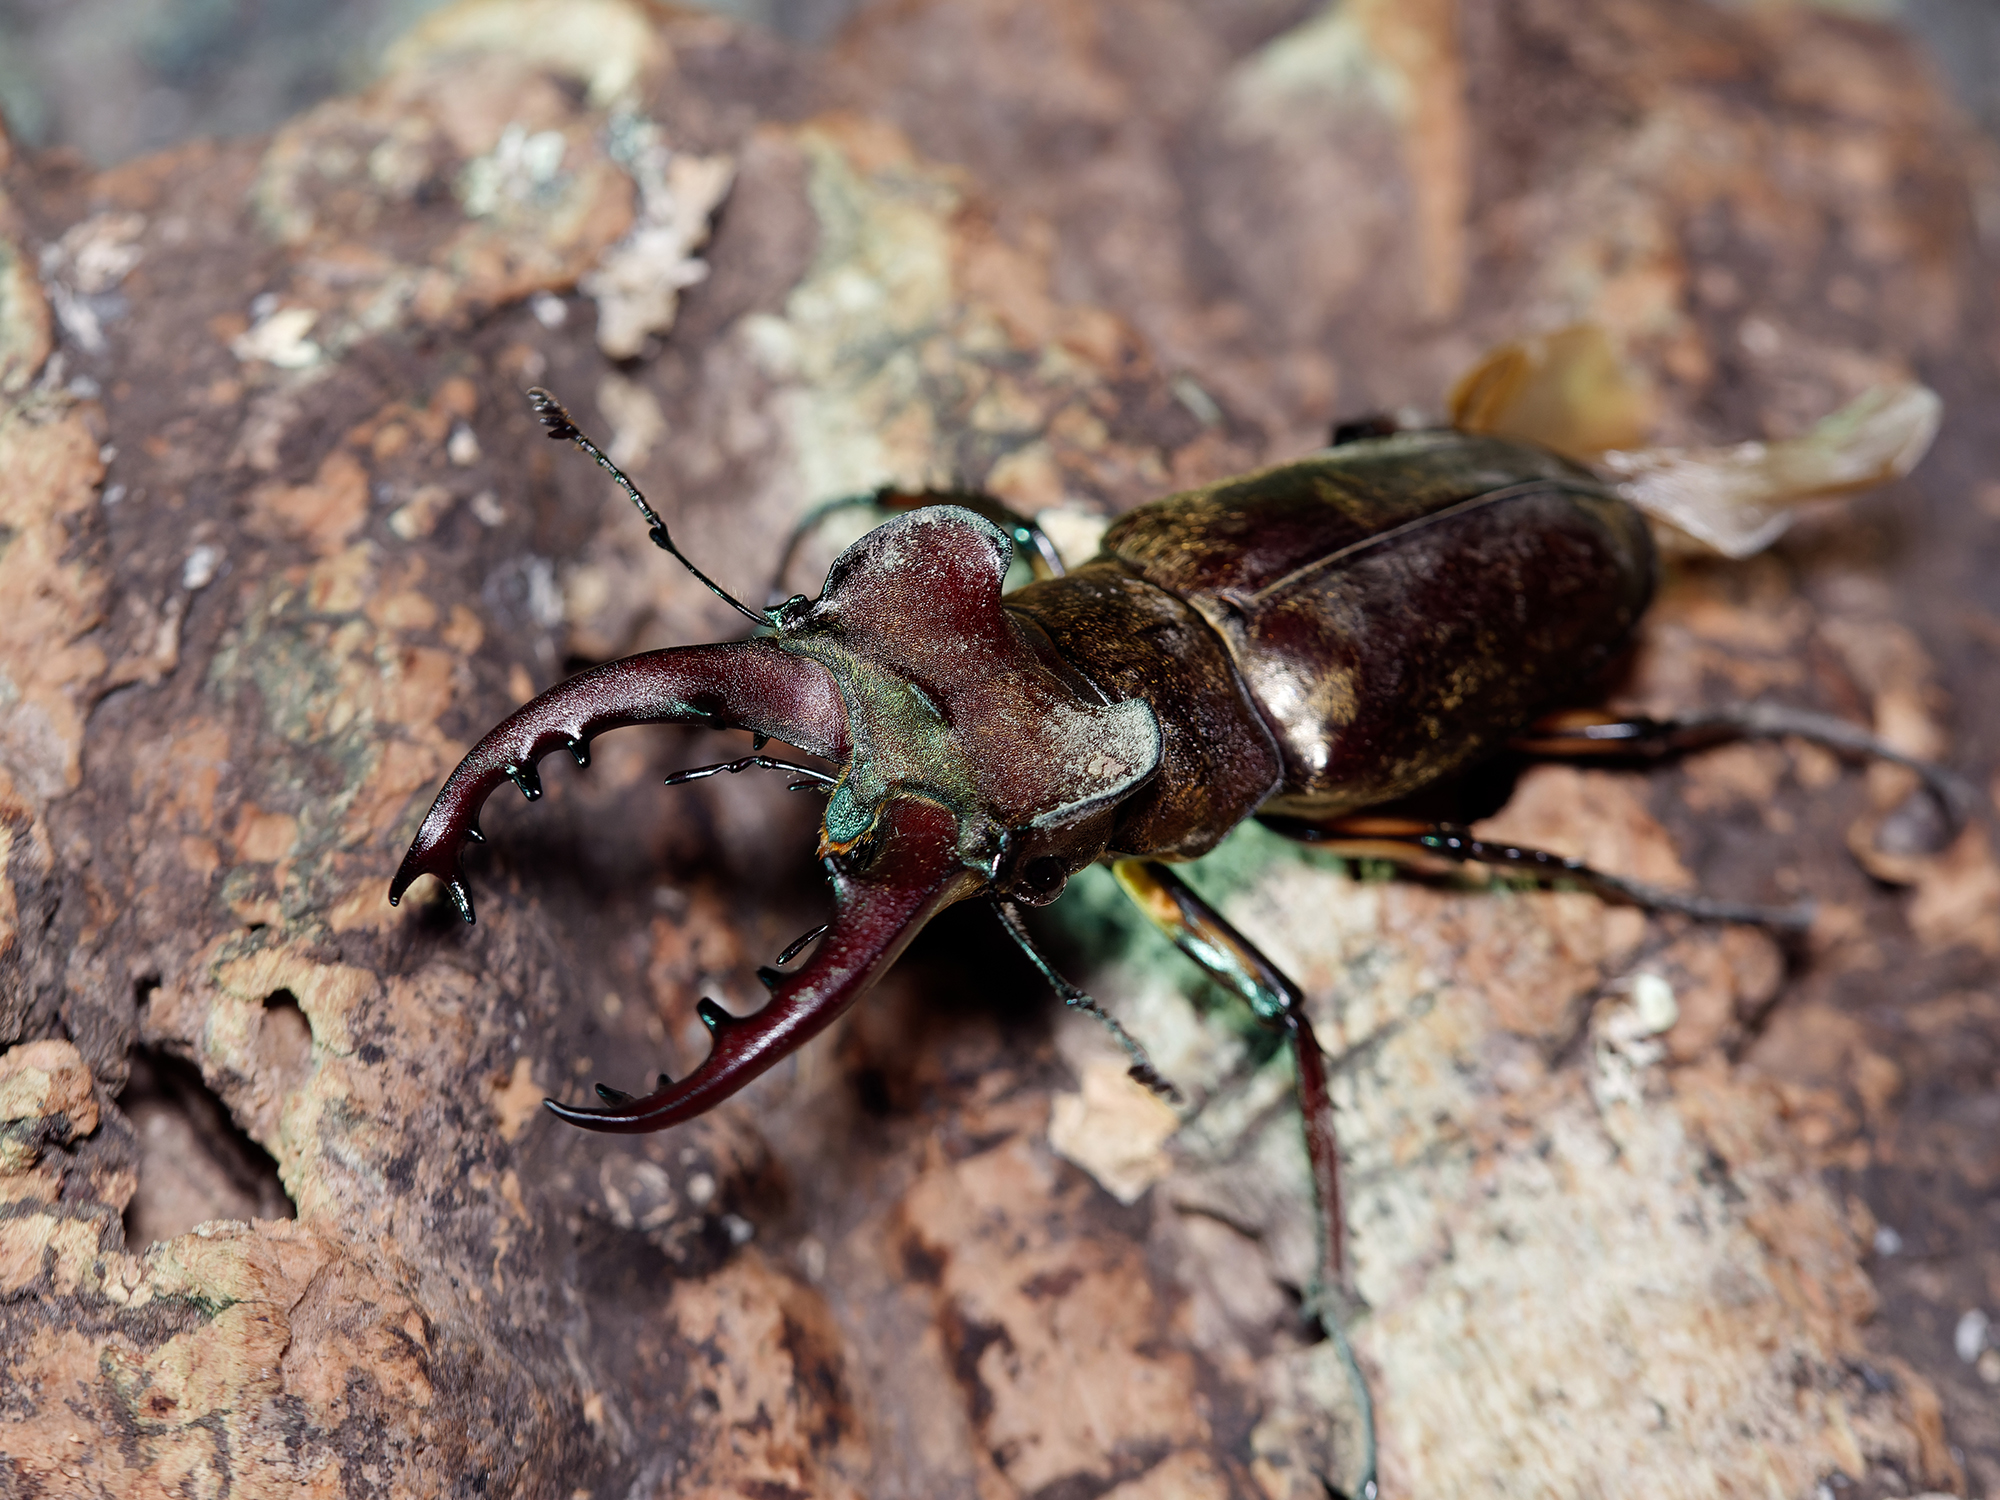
(390, 337, 1961, 1499)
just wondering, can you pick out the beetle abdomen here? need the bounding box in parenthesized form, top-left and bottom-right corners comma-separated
(1103, 431, 1657, 816)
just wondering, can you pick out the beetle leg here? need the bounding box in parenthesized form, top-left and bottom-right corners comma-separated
(989, 899, 1180, 1103)
(388, 640, 848, 923)
(1110, 858, 1378, 1500)
(546, 794, 981, 1133)
(1111, 862, 1350, 1272)
(1259, 814, 1814, 929)
(1514, 703, 1977, 836)
(1329, 413, 1405, 446)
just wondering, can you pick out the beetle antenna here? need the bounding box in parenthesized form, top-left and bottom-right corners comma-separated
(992, 899, 1183, 1105)
(526, 387, 771, 628)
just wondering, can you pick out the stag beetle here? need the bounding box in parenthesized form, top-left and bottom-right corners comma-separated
(390, 331, 1956, 1498)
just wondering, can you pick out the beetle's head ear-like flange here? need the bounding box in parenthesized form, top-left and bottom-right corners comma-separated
(778, 506, 1163, 876)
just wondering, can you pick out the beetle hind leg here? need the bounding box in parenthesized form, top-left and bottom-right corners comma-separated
(1514, 703, 1978, 836)
(1260, 814, 1815, 930)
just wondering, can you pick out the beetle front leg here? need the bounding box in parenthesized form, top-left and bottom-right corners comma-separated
(389, 640, 847, 923)
(989, 899, 1180, 1102)
(1110, 857, 1379, 1500)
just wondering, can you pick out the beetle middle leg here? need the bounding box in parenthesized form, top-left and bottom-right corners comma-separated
(1110, 857, 1380, 1500)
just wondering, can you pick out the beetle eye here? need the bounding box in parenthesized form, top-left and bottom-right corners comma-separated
(1014, 856, 1069, 906)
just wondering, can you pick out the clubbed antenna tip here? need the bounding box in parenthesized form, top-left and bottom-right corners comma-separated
(526, 386, 581, 443)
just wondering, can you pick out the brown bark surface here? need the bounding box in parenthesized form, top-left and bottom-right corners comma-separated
(2, 1, 1996, 1496)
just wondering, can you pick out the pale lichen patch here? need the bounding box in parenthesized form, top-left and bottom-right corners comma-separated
(0, 231, 53, 394)
(0, 403, 109, 804)
(1110, 811, 1929, 1495)
(1047, 1056, 1181, 1205)
(0, 1038, 99, 1173)
(491, 1055, 545, 1143)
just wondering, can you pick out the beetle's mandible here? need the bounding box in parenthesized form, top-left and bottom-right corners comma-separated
(389, 347, 1956, 1498)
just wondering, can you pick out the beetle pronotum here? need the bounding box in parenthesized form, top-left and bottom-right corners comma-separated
(390, 332, 1958, 1497)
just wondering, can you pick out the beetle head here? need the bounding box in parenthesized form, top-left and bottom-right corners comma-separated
(773, 506, 1162, 901)
(393, 504, 1160, 1137)
(545, 506, 1162, 1134)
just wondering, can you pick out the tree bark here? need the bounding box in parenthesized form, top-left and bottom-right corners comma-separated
(2, 1, 1995, 1495)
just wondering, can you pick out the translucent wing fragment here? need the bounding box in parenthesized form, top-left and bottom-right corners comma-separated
(1447, 324, 1941, 559)
(1599, 383, 1941, 559)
